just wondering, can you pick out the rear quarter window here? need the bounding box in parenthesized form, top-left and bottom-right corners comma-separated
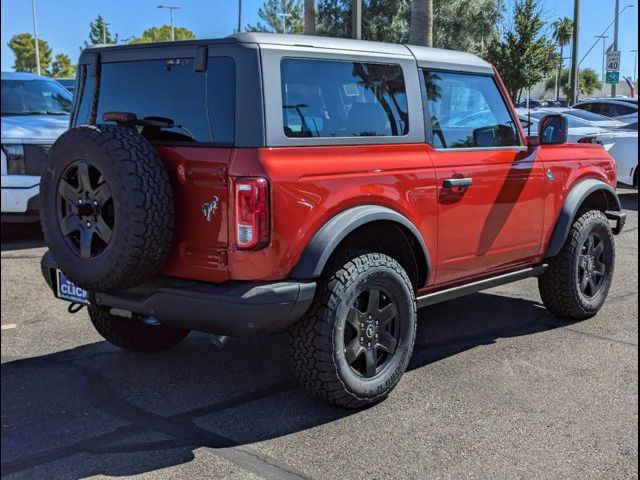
(78, 57, 235, 144)
(280, 58, 409, 138)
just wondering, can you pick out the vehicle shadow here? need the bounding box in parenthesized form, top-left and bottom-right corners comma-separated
(618, 191, 638, 212)
(1, 290, 567, 479)
(1, 222, 45, 251)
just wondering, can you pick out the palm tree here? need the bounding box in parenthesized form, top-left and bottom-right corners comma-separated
(304, 0, 316, 35)
(409, 0, 433, 47)
(552, 17, 573, 101)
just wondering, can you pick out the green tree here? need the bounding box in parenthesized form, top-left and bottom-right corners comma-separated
(246, 0, 304, 33)
(485, 0, 558, 102)
(316, 0, 501, 51)
(129, 25, 196, 44)
(545, 68, 601, 97)
(50, 54, 76, 78)
(551, 16, 573, 100)
(85, 14, 118, 47)
(433, 0, 503, 55)
(7, 33, 52, 74)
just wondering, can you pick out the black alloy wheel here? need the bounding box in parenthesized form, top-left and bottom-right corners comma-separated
(343, 286, 400, 378)
(56, 160, 114, 259)
(577, 232, 607, 299)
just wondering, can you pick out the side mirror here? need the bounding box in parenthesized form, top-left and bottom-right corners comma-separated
(539, 114, 568, 145)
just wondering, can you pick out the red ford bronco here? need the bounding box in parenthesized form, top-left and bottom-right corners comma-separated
(40, 33, 626, 408)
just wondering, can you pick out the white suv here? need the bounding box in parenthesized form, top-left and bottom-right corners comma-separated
(1, 72, 71, 222)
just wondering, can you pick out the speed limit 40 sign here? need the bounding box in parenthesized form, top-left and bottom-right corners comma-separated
(606, 50, 621, 72)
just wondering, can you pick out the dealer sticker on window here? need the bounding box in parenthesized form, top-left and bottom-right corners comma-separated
(56, 270, 90, 305)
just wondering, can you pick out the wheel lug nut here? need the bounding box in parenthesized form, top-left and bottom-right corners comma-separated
(368, 315, 372, 320)
(78, 199, 83, 205)
(360, 337, 364, 342)
(93, 201, 98, 206)
(375, 333, 379, 339)
(86, 221, 91, 227)
(367, 342, 371, 347)
(375, 320, 379, 325)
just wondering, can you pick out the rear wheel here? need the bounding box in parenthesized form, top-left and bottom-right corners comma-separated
(289, 251, 417, 408)
(88, 307, 189, 353)
(539, 209, 615, 320)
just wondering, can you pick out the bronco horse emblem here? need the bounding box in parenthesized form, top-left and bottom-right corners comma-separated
(201, 196, 219, 222)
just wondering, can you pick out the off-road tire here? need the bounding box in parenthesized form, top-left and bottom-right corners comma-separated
(40, 125, 174, 292)
(88, 307, 189, 353)
(289, 251, 417, 408)
(539, 209, 615, 320)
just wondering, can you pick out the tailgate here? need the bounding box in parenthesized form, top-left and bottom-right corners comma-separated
(157, 146, 232, 282)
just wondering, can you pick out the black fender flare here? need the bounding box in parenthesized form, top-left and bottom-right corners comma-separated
(290, 205, 432, 282)
(545, 179, 621, 258)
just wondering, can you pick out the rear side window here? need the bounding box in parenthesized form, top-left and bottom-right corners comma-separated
(422, 70, 520, 149)
(612, 103, 636, 116)
(81, 57, 235, 144)
(281, 59, 408, 138)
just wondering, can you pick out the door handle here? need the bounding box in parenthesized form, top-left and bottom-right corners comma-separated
(442, 178, 473, 188)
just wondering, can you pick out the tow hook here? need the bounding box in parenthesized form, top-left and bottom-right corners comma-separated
(210, 335, 228, 348)
(67, 302, 86, 314)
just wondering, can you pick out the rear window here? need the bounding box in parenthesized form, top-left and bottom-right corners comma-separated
(77, 57, 235, 144)
(280, 59, 409, 138)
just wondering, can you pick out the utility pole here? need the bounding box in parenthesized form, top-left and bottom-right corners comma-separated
(611, 0, 620, 97)
(158, 5, 180, 41)
(632, 49, 638, 82)
(31, 0, 41, 76)
(352, 0, 362, 40)
(595, 35, 609, 97)
(102, 22, 110, 44)
(237, 0, 242, 33)
(569, 0, 580, 105)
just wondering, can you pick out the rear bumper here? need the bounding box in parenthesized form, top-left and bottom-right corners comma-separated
(41, 252, 316, 337)
(1, 174, 40, 214)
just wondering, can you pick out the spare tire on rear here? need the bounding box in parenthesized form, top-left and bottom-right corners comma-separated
(40, 124, 174, 292)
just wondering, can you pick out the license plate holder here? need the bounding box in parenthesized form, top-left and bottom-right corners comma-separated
(56, 270, 90, 305)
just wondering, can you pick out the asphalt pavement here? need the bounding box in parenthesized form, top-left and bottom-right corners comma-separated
(1, 190, 638, 480)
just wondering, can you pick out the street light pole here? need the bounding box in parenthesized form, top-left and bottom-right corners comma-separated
(31, 0, 41, 75)
(612, 0, 620, 97)
(569, 0, 580, 105)
(595, 35, 609, 97)
(277, 13, 291, 34)
(632, 49, 638, 83)
(237, 0, 242, 33)
(102, 22, 110, 44)
(157, 5, 180, 41)
(352, 0, 362, 40)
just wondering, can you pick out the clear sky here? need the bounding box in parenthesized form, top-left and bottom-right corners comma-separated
(1, 0, 638, 80)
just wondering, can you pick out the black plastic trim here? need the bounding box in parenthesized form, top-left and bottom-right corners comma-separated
(40, 252, 316, 337)
(417, 265, 548, 308)
(290, 205, 432, 284)
(545, 179, 622, 258)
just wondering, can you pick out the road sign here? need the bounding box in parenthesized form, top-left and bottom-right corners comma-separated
(606, 71, 620, 84)
(606, 50, 621, 72)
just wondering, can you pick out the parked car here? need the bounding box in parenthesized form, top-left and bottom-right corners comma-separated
(518, 109, 638, 188)
(516, 99, 548, 108)
(542, 107, 627, 128)
(573, 98, 638, 123)
(39, 33, 626, 408)
(54, 78, 76, 94)
(1, 72, 71, 222)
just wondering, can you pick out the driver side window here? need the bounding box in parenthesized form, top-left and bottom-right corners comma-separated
(422, 70, 520, 149)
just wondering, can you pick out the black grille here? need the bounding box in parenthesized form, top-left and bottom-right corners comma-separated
(23, 144, 51, 176)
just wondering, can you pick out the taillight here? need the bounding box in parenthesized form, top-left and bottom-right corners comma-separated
(235, 177, 269, 249)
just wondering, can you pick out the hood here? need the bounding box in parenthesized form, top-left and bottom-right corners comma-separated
(1, 114, 69, 143)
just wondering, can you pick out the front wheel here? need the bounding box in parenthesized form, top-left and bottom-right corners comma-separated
(539, 209, 615, 320)
(289, 251, 417, 408)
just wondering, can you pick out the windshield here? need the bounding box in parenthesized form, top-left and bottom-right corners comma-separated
(1, 79, 72, 116)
